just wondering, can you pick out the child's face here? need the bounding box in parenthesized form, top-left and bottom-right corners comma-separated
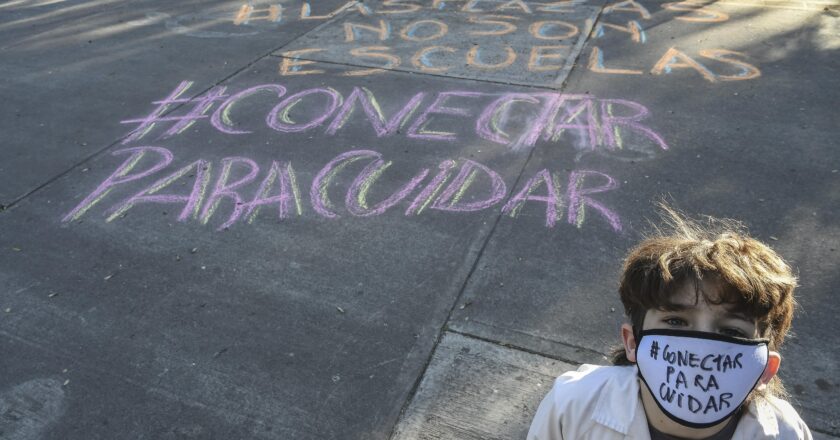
(627, 278, 780, 436)
(641, 278, 759, 338)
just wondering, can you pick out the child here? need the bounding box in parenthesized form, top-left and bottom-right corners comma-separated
(527, 206, 812, 439)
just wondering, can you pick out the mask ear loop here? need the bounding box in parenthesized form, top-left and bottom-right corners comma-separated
(633, 332, 641, 365)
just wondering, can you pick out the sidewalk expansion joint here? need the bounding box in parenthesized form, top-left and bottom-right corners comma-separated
(444, 328, 605, 367)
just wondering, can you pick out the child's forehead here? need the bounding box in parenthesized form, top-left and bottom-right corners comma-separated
(669, 281, 717, 305)
(658, 278, 754, 318)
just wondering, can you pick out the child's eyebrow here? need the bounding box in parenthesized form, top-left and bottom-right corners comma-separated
(723, 309, 754, 322)
(659, 303, 755, 322)
(659, 303, 691, 311)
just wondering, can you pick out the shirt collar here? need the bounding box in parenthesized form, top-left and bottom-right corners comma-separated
(591, 366, 648, 437)
(588, 366, 782, 439)
(741, 395, 780, 437)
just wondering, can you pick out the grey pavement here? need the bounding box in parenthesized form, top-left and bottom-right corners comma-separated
(0, 0, 838, 438)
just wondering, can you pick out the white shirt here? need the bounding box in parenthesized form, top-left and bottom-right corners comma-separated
(527, 364, 812, 440)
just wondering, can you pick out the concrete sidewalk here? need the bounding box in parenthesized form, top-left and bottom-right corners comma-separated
(1, 1, 838, 438)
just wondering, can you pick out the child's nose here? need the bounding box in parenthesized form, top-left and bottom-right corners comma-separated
(692, 319, 717, 333)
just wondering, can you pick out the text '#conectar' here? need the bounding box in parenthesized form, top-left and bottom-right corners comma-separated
(120, 81, 669, 155)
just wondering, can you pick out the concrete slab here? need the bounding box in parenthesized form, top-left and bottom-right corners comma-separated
(0, 0, 351, 205)
(0, 57, 561, 438)
(447, 127, 637, 363)
(815, 431, 840, 440)
(447, 0, 840, 435)
(392, 332, 576, 440)
(0, 333, 287, 439)
(275, 0, 599, 87)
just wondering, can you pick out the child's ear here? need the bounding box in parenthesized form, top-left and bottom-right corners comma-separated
(760, 351, 781, 385)
(621, 323, 637, 363)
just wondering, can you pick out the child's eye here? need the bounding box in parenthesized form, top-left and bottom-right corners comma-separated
(664, 317, 687, 327)
(720, 327, 746, 337)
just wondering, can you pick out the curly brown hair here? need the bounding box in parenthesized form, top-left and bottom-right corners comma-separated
(612, 204, 798, 397)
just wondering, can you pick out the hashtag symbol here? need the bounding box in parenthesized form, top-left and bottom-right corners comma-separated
(120, 81, 228, 144)
(650, 341, 659, 360)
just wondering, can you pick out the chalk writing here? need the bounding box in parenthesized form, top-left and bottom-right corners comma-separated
(231, 1, 590, 27)
(151, 1, 761, 83)
(590, 0, 762, 81)
(270, 1, 599, 86)
(120, 81, 669, 159)
(145, 2, 380, 40)
(64, 147, 623, 232)
(62, 75, 675, 233)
